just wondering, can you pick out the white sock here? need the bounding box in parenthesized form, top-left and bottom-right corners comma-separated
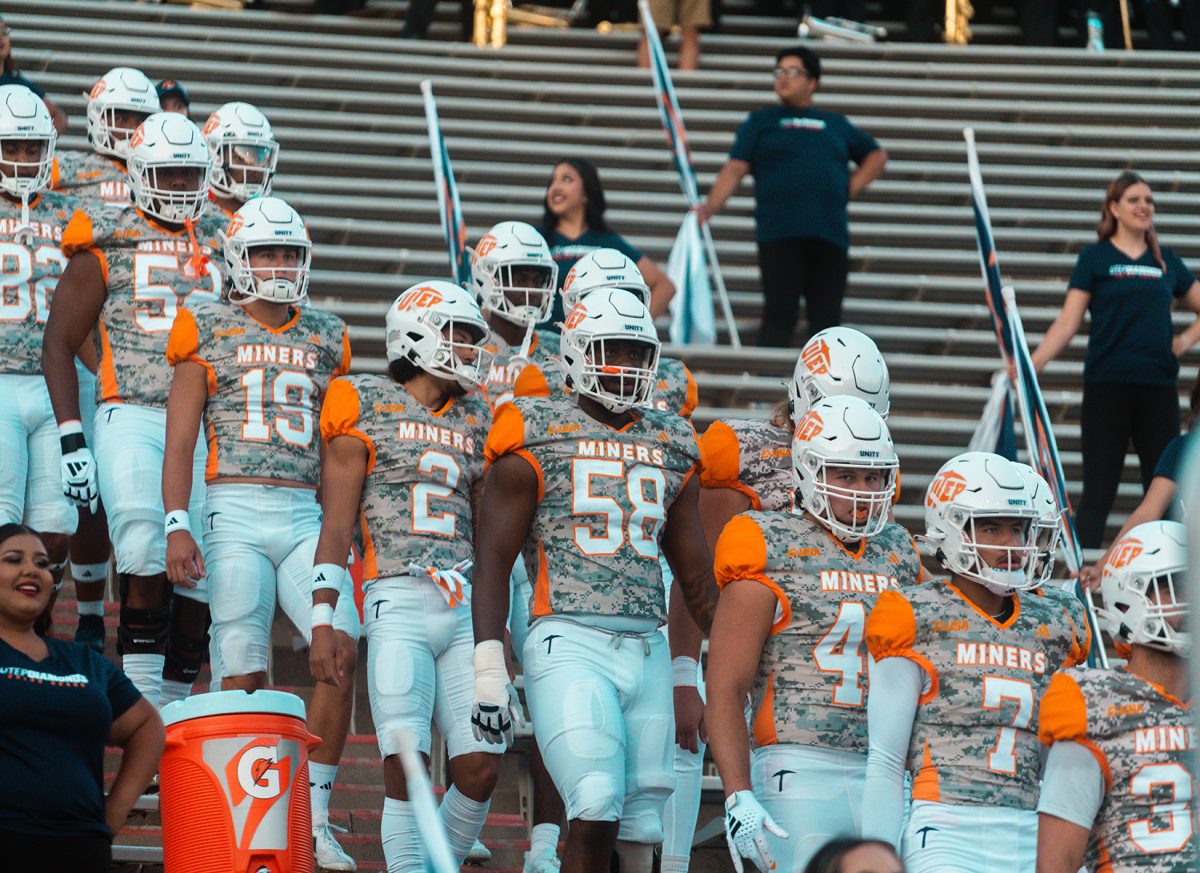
(76, 599, 104, 617)
(71, 561, 109, 585)
(438, 784, 490, 866)
(661, 741, 705, 873)
(382, 797, 423, 873)
(309, 761, 338, 829)
(159, 679, 192, 708)
(529, 823, 560, 858)
(122, 654, 164, 706)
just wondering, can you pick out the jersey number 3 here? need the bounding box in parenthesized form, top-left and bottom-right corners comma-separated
(1129, 762, 1193, 854)
(572, 459, 666, 559)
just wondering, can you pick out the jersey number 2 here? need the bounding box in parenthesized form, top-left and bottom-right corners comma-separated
(0, 243, 65, 323)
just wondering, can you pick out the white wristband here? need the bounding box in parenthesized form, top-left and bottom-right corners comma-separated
(311, 602, 335, 630)
(312, 563, 346, 593)
(672, 655, 699, 688)
(164, 509, 191, 537)
(57, 419, 84, 438)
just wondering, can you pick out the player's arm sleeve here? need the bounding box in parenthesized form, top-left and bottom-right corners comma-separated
(713, 513, 789, 634)
(1037, 741, 1105, 830)
(862, 656, 922, 847)
(320, 377, 375, 472)
(513, 364, 551, 398)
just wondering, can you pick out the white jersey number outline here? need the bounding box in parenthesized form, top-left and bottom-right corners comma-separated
(571, 459, 667, 559)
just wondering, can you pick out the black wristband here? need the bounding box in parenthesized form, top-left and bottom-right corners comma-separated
(60, 432, 87, 455)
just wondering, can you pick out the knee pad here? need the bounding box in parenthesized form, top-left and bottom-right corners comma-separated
(164, 594, 211, 682)
(569, 772, 624, 823)
(618, 789, 670, 846)
(117, 575, 171, 655)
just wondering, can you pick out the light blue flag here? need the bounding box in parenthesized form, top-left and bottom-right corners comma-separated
(667, 211, 716, 345)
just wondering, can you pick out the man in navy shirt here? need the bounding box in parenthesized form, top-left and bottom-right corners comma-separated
(698, 45, 886, 347)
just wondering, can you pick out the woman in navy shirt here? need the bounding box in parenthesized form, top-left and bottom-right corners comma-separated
(0, 524, 163, 871)
(0, 17, 67, 133)
(1032, 171, 1200, 547)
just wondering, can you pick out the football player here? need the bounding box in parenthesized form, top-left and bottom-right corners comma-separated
(314, 281, 500, 873)
(201, 102, 279, 219)
(52, 67, 158, 209)
(42, 112, 223, 707)
(1038, 520, 1194, 873)
(708, 395, 923, 873)
(862, 452, 1092, 873)
(472, 288, 719, 873)
(0, 86, 78, 596)
(513, 249, 697, 418)
(161, 197, 358, 870)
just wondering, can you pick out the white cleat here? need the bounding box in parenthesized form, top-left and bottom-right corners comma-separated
(314, 822, 357, 871)
(466, 837, 492, 864)
(523, 847, 562, 873)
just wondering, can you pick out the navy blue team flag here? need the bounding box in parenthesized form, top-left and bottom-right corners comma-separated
(420, 79, 472, 287)
(965, 128, 1106, 667)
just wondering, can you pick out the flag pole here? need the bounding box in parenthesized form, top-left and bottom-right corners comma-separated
(420, 78, 471, 286)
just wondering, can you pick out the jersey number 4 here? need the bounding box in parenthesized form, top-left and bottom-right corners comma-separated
(814, 602, 867, 707)
(571, 459, 666, 559)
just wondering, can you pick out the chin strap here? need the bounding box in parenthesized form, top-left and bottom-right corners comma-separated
(13, 192, 34, 246)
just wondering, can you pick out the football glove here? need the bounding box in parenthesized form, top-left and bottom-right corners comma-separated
(59, 425, 99, 514)
(471, 639, 524, 746)
(724, 790, 788, 873)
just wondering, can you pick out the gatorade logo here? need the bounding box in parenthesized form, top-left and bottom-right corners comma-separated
(394, 285, 445, 311)
(802, 339, 831, 375)
(227, 742, 290, 803)
(202, 113, 221, 136)
(563, 305, 587, 330)
(475, 234, 497, 258)
(794, 411, 824, 442)
(926, 470, 967, 507)
(1107, 538, 1143, 572)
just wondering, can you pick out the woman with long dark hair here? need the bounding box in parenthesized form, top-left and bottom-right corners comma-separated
(0, 18, 67, 133)
(1032, 171, 1200, 548)
(540, 157, 675, 326)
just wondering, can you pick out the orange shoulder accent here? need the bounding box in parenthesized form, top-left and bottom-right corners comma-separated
(484, 401, 527, 466)
(680, 364, 698, 418)
(1066, 605, 1093, 668)
(165, 308, 201, 366)
(714, 514, 790, 635)
(865, 589, 917, 658)
(337, 325, 352, 376)
(320, 378, 376, 473)
(513, 364, 551, 398)
(911, 742, 941, 802)
(699, 420, 740, 488)
(51, 156, 61, 190)
(1038, 672, 1112, 788)
(61, 209, 95, 257)
(752, 672, 778, 747)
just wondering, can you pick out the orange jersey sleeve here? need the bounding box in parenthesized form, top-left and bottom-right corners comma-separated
(1037, 672, 1088, 745)
(165, 308, 215, 396)
(699, 420, 740, 489)
(61, 209, 95, 258)
(513, 363, 551, 398)
(336, 325, 352, 376)
(484, 400, 528, 465)
(320, 377, 376, 472)
(866, 589, 938, 702)
(714, 513, 790, 634)
(680, 364, 698, 418)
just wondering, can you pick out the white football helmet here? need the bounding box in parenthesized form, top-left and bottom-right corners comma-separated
(0, 85, 56, 200)
(1012, 462, 1063, 585)
(792, 395, 898, 542)
(1096, 520, 1188, 657)
(789, 327, 890, 420)
(386, 281, 492, 389)
(560, 248, 651, 313)
(924, 452, 1040, 594)
(202, 102, 278, 201)
(85, 67, 160, 159)
(471, 221, 558, 326)
(221, 197, 311, 305)
(126, 113, 212, 225)
(560, 288, 660, 413)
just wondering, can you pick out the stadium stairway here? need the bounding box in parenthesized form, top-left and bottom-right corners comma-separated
(18, 1, 1200, 868)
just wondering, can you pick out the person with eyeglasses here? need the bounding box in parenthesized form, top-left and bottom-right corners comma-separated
(0, 18, 67, 134)
(697, 45, 886, 348)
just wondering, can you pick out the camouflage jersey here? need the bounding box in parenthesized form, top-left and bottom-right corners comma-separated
(166, 299, 351, 485)
(62, 204, 225, 408)
(52, 150, 130, 209)
(715, 511, 923, 754)
(320, 375, 491, 582)
(1039, 667, 1197, 872)
(0, 191, 78, 375)
(482, 328, 559, 409)
(485, 393, 700, 624)
(513, 354, 698, 418)
(699, 418, 792, 511)
(865, 579, 1092, 810)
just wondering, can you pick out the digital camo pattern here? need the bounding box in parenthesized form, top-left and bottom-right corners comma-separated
(52, 150, 130, 209)
(699, 418, 792, 511)
(513, 350, 696, 418)
(715, 511, 923, 753)
(866, 580, 1091, 810)
(320, 374, 491, 581)
(63, 203, 225, 407)
(168, 298, 350, 485)
(1042, 667, 1197, 872)
(486, 393, 700, 623)
(0, 191, 78, 374)
(483, 328, 559, 408)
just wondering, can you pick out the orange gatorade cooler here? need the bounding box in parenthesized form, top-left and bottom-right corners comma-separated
(159, 690, 321, 873)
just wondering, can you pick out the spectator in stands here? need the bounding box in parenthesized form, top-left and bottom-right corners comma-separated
(0, 523, 164, 873)
(155, 80, 191, 118)
(803, 837, 905, 873)
(401, 0, 472, 42)
(638, 0, 711, 70)
(697, 46, 886, 347)
(539, 156, 675, 327)
(1032, 171, 1200, 549)
(0, 17, 67, 133)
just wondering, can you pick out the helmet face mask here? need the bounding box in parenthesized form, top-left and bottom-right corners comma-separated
(386, 282, 493, 390)
(572, 335, 659, 412)
(944, 510, 1039, 595)
(1097, 521, 1189, 657)
(126, 113, 212, 225)
(561, 288, 660, 414)
(222, 197, 311, 305)
(1013, 463, 1063, 585)
(472, 221, 559, 328)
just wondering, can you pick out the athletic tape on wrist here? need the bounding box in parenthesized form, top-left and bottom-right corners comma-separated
(672, 655, 699, 687)
(311, 602, 335, 629)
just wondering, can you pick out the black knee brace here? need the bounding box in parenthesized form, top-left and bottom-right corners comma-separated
(117, 574, 171, 655)
(164, 593, 211, 683)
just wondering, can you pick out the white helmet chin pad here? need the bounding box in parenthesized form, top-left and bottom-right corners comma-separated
(791, 395, 898, 542)
(788, 326, 891, 421)
(560, 288, 660, 413)
(385, 281, 493, 389)
(221, 196, 311, 305)
(1096, 520, 1189, 657)
(471, 220, 558, 327)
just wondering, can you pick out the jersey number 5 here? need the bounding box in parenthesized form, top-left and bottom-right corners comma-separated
(133, 252, 220, 333)
(1129, 762, 1193, 853)
(571, 459, 666, 559)
(982, 675, 1033, 774)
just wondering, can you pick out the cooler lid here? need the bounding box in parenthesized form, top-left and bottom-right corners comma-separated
(162, 689, 307, 727)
